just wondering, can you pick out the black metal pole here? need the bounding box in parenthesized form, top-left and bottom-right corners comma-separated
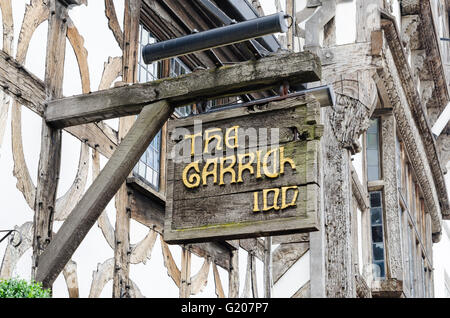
(142, 12, 289, 64)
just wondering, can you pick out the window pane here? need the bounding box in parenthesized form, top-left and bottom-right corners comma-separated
(366, 118, 380, 181)
(372, 226, 384, 243)
(153, 171, 158, 186)
(373, 261, 385, 279)
(371, 207, 382, 225)
(367, 149, 379, 166)
(146, 168, 153, 184)
(148, 150, 154, 169)
(368, 119, 378, 133)
(372, 243, 384, 261)
(134, 26, 162, 190)
(139, 161, 146, 178)
(370, 191, 386, 279)
(367, 133, 378, 149)
(370, 192, 382, 207)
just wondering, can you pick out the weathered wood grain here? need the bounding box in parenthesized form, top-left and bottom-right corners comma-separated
(242, 252, 252, 298)
(67, 19, 90, 94)
(0, 0, 13, 152)
(0, 50, 119, 158)
(32, 0, 68, 281)
(251, 253, 258, 298)
(228, 247, 239, 298)
(105, 0, 124, 50)
(213, 263, 225, 298)
(35, 100, 173, 287)
(129, 230, 157, 264)
(292, 281, 310, 298)
(272, 242, 309, 284)
(160, 236, 181, 288)
(263, 237, 272, 298)
(45, 52, 321, 128)
(62, 260, 79, 298)
(190, 258, 210, 295)
(89, 258, 114, 298)
(165, 98, 321, 244)
(179, 247, 191, 298)
(272, 233, 309, 245)
(0, 0, 14, 56)
(113, 0, 142, 298)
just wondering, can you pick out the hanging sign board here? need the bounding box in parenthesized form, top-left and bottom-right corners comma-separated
(164, 95, 323, 244)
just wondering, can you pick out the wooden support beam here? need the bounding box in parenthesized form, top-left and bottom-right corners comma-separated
(113, 0, 141, 298)
(32, 0, 67, 281)
(35, 100, 173, 287)
(45, 52, 321, 128)
(286, 0, 294, 50)
(179, 247, 192, 298)
(228, 244, 239, 298)
(0, 50, 118, 158)
(263, 237, 272, 298)
(0, 50, 46, 115)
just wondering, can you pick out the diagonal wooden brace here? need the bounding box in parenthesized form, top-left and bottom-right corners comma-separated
(35, 100, 172, 287)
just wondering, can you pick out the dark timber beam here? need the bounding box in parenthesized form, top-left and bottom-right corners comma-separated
(45, 52, 321, 128)
(36, 100, 172, 287)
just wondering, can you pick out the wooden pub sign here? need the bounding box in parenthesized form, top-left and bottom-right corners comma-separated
(164, 95, 323, 244)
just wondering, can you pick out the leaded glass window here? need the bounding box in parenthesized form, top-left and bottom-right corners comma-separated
(370, 191, 386, 279)
(366, 118, 381, 181)
(134, 25, 161, 190)
(171, 58, 193, 117)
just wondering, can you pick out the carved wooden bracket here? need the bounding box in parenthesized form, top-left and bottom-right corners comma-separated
(329, 73, 378, 153)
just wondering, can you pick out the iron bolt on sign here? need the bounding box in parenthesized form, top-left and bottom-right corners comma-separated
(164, 95, 323, 244)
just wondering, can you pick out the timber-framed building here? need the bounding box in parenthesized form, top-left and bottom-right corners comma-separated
(0, 0, 449, 298)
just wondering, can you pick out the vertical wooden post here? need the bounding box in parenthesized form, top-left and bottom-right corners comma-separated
(322, 109, 356, 298)
(250, 253, 258, 298)
(263, 237, 272, 298)
(228, 248, 239, 298)
(180, 246, 192, 298)
(286, 0, 294, 51)
(112, 0, 142, 298)
(32, 0, 67, 284)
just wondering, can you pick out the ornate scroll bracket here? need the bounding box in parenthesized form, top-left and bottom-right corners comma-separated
(328, 74, 378, 153)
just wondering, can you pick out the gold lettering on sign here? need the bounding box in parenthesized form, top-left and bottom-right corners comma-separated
(204, 128, 223, 154)
(237, 152, 255, 183)
(253, 186, 300, 213)
(225, 125, 239, 149)
(180, 126, 301, 213)
(281, 186, 299, 209)
(253, 192, 260, 212)
(219, 155, 237, 185)
(184, 132, 202, 156)
(182, 161, 201, 188)
(202, 158, 218, 185)
(263, 188, 280, 211)
(262, 148, 279, 179)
